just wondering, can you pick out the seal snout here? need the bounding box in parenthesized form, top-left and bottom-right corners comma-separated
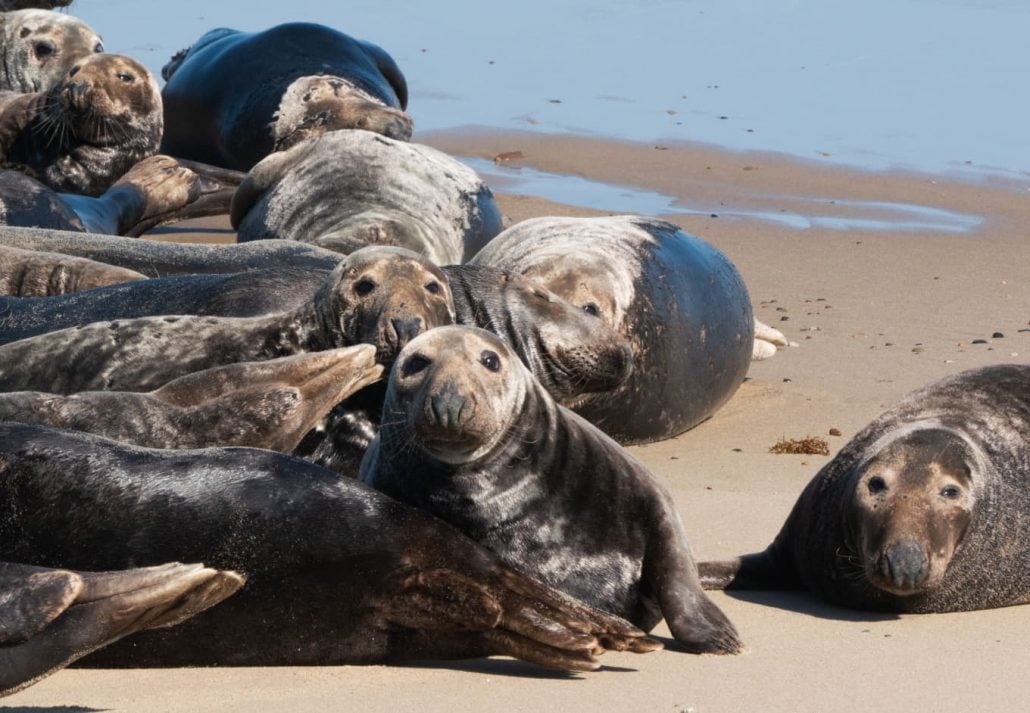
(876, 539, 930, 593)
(389, 317, 424, 350)
(63, 80, 91, 109)
(428, 380, 471, 431)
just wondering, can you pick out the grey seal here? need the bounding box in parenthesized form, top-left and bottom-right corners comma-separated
(0, 243, 143, 296)
(0, 8, 102, 93)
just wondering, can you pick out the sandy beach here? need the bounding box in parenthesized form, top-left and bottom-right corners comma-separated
(5, 130, 1029, 712)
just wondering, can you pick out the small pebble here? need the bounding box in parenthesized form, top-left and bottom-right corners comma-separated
(775, 307, 788, 312)
(780, 316, 790, 321)
(829, 428, 842, 436)
(732, 448, 742, 453)
(972, 339, 988, 344)
(992, 332, 1005, 338)
(782, 378, 792, 383)
(669, 456, 679, 460)
(912, 347, 924, 354)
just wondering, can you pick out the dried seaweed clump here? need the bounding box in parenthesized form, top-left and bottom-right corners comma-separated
(769, 436, 830, 456)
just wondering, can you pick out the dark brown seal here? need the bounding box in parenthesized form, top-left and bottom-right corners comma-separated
(0, 560, 243, 698)
(0, 346, 382, 451)
(361, 326, 743, 654)
(0, 53, 162, 195)
(0, 8, 102, 93)
(0, 422, 660, 670)
(699, 364, 1030, 613)
(0, 243, 143, 296)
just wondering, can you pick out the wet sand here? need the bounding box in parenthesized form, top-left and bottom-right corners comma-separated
(6, 132, 1029, 712)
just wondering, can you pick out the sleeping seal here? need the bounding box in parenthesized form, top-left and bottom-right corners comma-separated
(0, 243, 143, 296)
(0, 422, 659, 670)
(699, 364, 1030, 613)
(231, 130, 502, 264)
(0, 9, 102, 93)
(161, 23, 412, 171)
(1, 561, 243, 698)
(361, 326, 743, 654)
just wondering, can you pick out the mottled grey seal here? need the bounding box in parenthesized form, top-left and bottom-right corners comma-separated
(0, 560, 243, 698)
(0, 346, 382, 451)
(361, 326, 742, 654)
(0, 243, 143, 296)
(0, 52, 162, 195)
(231, 130, 502, 264)
(161, 23, 412, 171)
(0, 8, 102, 93)
(0, 422, 659, 669)
(699, 364, 1030, 613)
(471, 215, 754, 444)
(0, 246, 452, 394)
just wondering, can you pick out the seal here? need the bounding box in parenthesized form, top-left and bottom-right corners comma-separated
(0, 346, 382, 451)
(0, 52, 162, 195)
(0, 243, 143, 296)
(0, 422, 660, 669)
(360, 326, 743, 654)
(0, 560, 243, 698)
(231, 130, 502, 264)
(161, 22, 412, 171)
(471, 215, 754, 444)
(0, 9, 102, 93)
(0, 246, 452, 394)
(699, 364, 1030, 613)
(0, 156, 243, 236)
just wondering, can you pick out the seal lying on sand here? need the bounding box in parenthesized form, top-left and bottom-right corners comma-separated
(0, 53, 162, 195)
(0, 422, 660, 669)
(0, 8, 102, 93)
(471, 215, 754, 445)
(0, 156, 243, 236)
(361, 326, 742, 654)
(162, 23, 412, 171)
(0, 346, 382, 451)
(699, 364, 1030, 613)
(232, 130, 502, 264)
(0, 246, 452, 393)
(0, 560, 243, 698)
(0, 243, 143, 296)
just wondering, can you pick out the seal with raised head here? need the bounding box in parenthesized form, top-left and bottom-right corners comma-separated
(161, 22, 412, 171)
(471, 215, 754, 445)
(0, 422, 660, 669)
(0, 243, 143, 296)
(360, 326, 743, 654)
(231, 130, 502, 264)
(699, 364, 1030, 613)
(0, 346, 382, 452)
(0, 52, 162, 195)
(0, 245, 452, 394)
(0, 8, 102, 93)
(1, 560, 243, 698)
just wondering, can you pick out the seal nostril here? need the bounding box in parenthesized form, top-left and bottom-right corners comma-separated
(883, 541, 929, 589)
(391, 318, 423, 347)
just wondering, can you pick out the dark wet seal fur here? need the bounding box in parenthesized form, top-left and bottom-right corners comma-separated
(0, 53, 162, 195)
(0, 560, 243, 698)
(0, 346, 382, 451)
(161, 22, 412, 171)
(231, 130, 502, 265)
(0, 243, 143, 296)
(0, 246, 452, 394)
(471, 215, 755, 445)
(361, 326, 743, 654)
(0, 8, 102, 93)
(0, 422, 660, 669)
(699, 364, 1030, 613)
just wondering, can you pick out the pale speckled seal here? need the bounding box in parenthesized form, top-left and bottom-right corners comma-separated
(0, 246, 452, 394)
(0, 422, 660, 669)
(231, 130, 502, 264)
(471, 215, 754, 445)
(0, 243, 143, 296)
(0, 8, 102, 93)
(161, 23, 412, 171)
(361, 326, 743, 654)
(0, 53, 162, 195)
(700, 364, 1030, 613)
(0, 560, 243, 698)
(0, 346, 382, 452)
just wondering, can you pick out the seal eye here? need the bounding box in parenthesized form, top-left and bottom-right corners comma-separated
(34, 42, 55, 59)
(94, 42, 104, 54)
(867, 476, 887, 495)
(941, 485, 961, 499)
(402, 355, 431, 377)
(480, 350, 501, 372)
(354, 278, 376, 296)
(425, 281, 441, 295)
(581, 302, 601, 317)
(116, 72, 135, 83)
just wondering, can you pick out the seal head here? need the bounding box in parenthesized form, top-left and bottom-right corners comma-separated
(0, 9, 103, 93)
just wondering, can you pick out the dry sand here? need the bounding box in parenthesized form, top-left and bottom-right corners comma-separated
(6, 131, 1029, 712)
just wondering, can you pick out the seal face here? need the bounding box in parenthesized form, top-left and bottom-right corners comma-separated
(0, 53, 163, 195)
(0, 9, 103, 93)
(361, 325, 743, 654)
(699, 364, 1030, 613)
(471, 215, 755, 445)
(231, 130, 502, 265)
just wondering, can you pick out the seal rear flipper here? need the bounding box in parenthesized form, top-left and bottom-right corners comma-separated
(697, 550, 797, 590)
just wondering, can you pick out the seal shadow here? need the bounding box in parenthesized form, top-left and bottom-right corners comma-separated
(723, 590, 900, 622)
(399, 658, 639, 679)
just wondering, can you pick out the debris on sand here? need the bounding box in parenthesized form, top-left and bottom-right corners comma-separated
(769, 436, 830, 456)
